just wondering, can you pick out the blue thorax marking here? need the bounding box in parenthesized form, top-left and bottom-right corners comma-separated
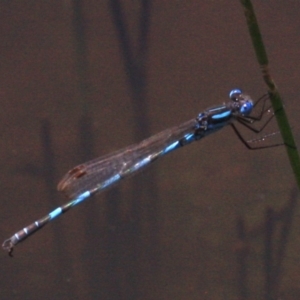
(211, 110, 231, 120)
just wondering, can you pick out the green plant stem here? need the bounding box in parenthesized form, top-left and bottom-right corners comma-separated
(240, 0, 300, 189)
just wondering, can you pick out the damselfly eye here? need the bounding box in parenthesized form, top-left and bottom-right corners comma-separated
(229, 89, 242, 101)
(240, 101, 253, 115)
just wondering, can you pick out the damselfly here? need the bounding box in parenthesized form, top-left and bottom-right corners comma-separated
(2, 89, 277, 255)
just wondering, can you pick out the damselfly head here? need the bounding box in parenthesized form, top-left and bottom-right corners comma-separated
(229, 89, 253, 116)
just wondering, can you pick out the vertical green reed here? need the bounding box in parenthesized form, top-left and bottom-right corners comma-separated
(240, 0, 300, 190)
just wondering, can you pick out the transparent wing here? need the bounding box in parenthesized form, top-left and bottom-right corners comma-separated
(57, 118, 199, 199)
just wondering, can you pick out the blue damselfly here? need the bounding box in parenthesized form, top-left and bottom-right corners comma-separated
(2, 89, 277, 255)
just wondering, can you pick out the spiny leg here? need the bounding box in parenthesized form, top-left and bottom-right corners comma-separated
(230, 99, 289, 150)
(237, 109, 275, 133)
(230, 123, 285, 150)
(247, 93, 288, 124)
(247, 94, 271, 122)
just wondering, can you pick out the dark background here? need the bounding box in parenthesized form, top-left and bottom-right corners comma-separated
(1, 1, 300, 299)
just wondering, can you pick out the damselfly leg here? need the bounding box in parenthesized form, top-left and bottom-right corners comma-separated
(230, 123, 284, 150)
(237, 94, 274, 132)
(231, 93, 285, 149)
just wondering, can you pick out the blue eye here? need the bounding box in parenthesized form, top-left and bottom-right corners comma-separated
(229, 89, 242, 101)
(240, 101, 253, 115)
